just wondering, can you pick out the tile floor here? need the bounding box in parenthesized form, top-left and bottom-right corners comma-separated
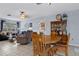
(0, 40, 79, 56)
(0, 40, 33, 56)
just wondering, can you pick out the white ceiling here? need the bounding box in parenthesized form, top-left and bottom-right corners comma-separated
(0, 3, 79, 21)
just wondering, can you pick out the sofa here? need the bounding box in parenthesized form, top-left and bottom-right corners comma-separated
(16, 30, 32, 44)
(0, 34, 8, 41)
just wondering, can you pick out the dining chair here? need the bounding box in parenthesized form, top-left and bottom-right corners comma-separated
(32, 32, 40, 56)
(56, 34, 70, 56)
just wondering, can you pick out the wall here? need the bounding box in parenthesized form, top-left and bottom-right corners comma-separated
(67, 10, 79, 45)
(20, 19, 32, 32)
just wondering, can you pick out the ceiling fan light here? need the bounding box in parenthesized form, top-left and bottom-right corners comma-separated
(20, 15, 26, 19)
(19, 10, 29, 20)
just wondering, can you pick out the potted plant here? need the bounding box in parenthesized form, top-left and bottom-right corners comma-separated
(62, 13, 68, 20)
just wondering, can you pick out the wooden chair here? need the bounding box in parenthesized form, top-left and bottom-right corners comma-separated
(32, 32, 40, 56)
(32, 32, 52, 56)
(45, 34, 58, 56)
(41, 35, 58, 56)
(56, 34, 70, 56)
(38, 34, 51, 56)
(45, 31, 62, 56)
(32, 32, 47, 56)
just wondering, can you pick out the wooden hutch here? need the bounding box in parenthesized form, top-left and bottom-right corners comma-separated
(51, 20, 69, 55)
(51, 20, 67, 40)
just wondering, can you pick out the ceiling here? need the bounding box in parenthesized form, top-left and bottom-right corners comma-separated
(0, 3, 79, 21)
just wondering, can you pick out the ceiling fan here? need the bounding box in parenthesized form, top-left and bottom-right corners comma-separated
(7, 10, 30, 20)
(19, 11, 29, 19)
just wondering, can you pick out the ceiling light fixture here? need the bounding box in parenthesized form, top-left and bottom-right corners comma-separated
(19, 11, 29, 20)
